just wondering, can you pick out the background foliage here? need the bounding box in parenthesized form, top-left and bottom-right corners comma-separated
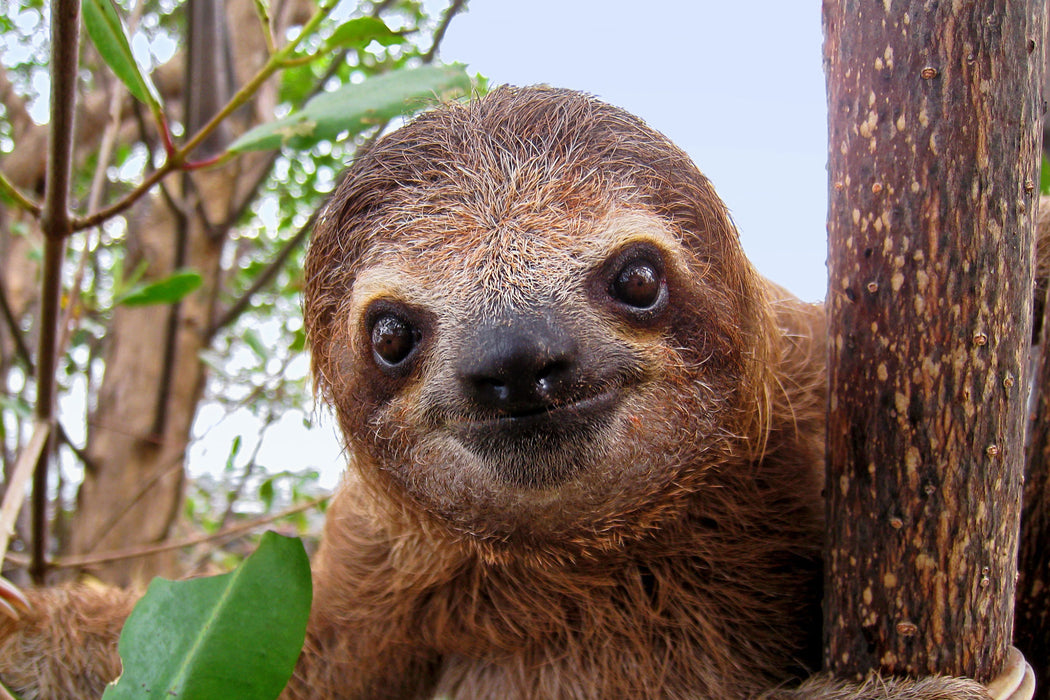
(0, 0, 476, 585)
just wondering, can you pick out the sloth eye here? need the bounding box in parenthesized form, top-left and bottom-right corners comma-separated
(371, 313, 417, 367)
(612, 259, 663, 309)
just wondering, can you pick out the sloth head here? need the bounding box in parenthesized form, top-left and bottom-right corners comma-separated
(304, 86, 777, 556)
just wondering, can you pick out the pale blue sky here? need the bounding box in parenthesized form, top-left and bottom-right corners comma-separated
(436, 1, 829, 301)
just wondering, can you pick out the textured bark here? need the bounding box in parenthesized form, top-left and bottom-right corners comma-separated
(1019, 379, 1050, 696)
(1019, 209, 1050, 697)
(822, 0, 1045, 685)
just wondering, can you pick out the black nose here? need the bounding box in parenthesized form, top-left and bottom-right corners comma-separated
(458, 313, 579, 415)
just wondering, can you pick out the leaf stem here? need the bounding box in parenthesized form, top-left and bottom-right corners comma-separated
(0, 173, 41, 216)
(72, 0, 341, 232)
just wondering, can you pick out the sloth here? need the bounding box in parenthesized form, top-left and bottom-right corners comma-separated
(0, 86, 1032, 699)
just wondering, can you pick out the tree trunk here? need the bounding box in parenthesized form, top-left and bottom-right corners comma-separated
(68, 172, 225, 585)
(1018, 199, 1050, 695)
(822, 0, 1044, 685)
(67, 0, 277, 586)
(1019, 351, 1050, 696)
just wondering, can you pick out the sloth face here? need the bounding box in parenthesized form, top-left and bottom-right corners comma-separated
(304, 87, 768, 551)
(317, 209, 755, 549)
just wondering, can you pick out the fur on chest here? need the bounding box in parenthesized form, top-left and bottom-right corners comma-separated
(417, 549, 821, 699)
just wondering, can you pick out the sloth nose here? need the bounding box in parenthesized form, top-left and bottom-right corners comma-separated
(458, 314, 579, 415)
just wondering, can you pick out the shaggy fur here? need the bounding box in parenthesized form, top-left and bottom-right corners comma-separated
(0, 87, 1000, 699)
(0, 586, 135, 697)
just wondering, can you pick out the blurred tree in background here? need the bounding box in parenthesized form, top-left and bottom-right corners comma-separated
(0, 0, 475, 587)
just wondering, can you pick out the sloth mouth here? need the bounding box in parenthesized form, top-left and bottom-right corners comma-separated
(450, 389, 620, 488)
(461, 389, 620, 430)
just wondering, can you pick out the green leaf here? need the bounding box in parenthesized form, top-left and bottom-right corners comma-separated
(229, 64, 473, 153)
(0, 395, 33, 419)
(103, 532, 312, 700)
(289, 327, 307, 353)
(324, 17, 406, 51)
(1041, 154, 1050, 195)
(224, 435, 243, 473)
(259, 477, 275, 511)
(117, 270, 203, 307)
(0, 678, 23, 700)
(244, 328, 269, 361)
(82, 0, 162, 110)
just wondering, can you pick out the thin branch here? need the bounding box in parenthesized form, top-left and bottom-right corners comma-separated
(217, 411, 275, 530)
(208, 0, 466, 337)
(129, 99, 190, 221)
(253, 0, 276, 55)
(0, 280, 32, 369)
(77, 448, 184, 554)
(72, 1, 343, 233)
(40, 1, 79, 241)
(11, 495, 329, 570)
(0, 279, 99, 475)
(55, 422, 96, 474)
(71, 152, 176, 231)
(58, 64, 129, 362)
(422, 0, 467, 64)
(208, 206, 318, 337)
(33, 0, 82, 583)
(0, 421, 49, 570)
(0, 174, 41, 217)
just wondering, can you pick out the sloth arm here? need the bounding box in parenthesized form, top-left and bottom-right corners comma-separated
(280, 484, 444, 700)
(0, 585, 135, 700)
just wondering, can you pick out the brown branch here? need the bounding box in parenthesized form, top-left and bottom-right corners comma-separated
(217, 411, 275, 530)
(129, 100, 192, 225)
(58, 63, 128, 365)
(77, 448, 185, 554)
(0, 280, 32, 369)
(0, 278, 98, 475)
(208, 206, 317, 337)
(10, 495, 329, 570)
(0, 174, 42, 217)
(0, 421, 49, 567)
(72, 149, 178, 231)
(422, 0, 467, 64)
(33, 0, 82, 584)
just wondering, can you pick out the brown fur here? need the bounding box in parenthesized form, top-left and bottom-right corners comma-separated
(0, 586, 134, 697)
(0, 87, 996, 699)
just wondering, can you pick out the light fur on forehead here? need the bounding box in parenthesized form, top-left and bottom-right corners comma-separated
(345, 208, 687, 321)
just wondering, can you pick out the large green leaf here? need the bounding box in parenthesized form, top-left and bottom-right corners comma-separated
(103, 532, 312, 700)
(229, 64, 472, 153)
(82, 0, 162, 110)
(117, 269, 203, 307)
